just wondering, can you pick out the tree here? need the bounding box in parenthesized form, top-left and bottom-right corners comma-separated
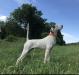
(56, 30, 65, 45)
(10, 4, 46, 39)
(5, 4, 65, 45)
(5, 18, 25, 37)
(0, 21, 6, 39)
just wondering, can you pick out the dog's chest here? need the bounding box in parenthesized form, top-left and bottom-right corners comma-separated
(45, 36, 56, 45)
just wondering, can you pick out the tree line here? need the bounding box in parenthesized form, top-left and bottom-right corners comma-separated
(0, 4, 65, 45)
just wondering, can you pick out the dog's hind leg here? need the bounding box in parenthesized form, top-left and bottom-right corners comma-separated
(16, 49, 29, 66)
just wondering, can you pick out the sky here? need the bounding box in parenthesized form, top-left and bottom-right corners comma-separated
(0, 0, 79, 43)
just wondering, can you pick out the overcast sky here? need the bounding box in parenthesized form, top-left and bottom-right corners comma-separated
(0, 0, 79, 43)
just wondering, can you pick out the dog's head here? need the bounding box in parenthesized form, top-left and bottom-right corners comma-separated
(50, 25, 63, 32)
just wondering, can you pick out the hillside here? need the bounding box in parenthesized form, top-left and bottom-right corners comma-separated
(0, 38, 79, 74)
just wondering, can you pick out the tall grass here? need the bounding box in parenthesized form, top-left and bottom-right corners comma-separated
(0, 38, 79, 74)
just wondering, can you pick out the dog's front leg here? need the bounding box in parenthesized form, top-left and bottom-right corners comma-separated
(44, 49, 50, 64)
(16, 49, 29, 66)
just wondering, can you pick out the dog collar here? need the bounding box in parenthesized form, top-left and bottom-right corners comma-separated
(49, 32, 57, 36)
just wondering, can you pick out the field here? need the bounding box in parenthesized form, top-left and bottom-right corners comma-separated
(0, 38, 79, 74)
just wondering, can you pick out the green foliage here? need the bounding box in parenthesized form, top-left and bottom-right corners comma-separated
(4, 35, 18, 42)
(56, 30, 65, 45)
(41, 32, 48, 38)
(0, 21, 6, 28)
(10, 4, 46, 39)
(5, 19, 25, 37)
(0, 38, 79, 74)
(0, 21, 6, 39)
(0, 4, 65, 45)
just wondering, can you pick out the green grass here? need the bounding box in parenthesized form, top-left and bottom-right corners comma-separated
(0, 38, 79, 74)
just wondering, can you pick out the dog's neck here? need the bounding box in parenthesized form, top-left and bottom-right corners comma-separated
(49, 31, 57, 37)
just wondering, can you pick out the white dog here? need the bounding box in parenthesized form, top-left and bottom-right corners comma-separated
(16, 24, 63, 65)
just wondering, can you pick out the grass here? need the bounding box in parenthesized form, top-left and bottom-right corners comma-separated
(0, 38, 79, 74)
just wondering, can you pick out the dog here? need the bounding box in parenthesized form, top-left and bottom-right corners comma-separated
(16, 24, 63, 65)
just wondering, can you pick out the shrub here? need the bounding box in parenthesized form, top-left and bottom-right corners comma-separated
(41, 32, 48, 38)
(4, 35, 18, 42)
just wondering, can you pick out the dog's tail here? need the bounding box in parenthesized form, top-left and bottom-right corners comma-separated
(26, 23, 29, 41)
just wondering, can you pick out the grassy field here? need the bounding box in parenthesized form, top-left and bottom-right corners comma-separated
(0, 38, 79, 74)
